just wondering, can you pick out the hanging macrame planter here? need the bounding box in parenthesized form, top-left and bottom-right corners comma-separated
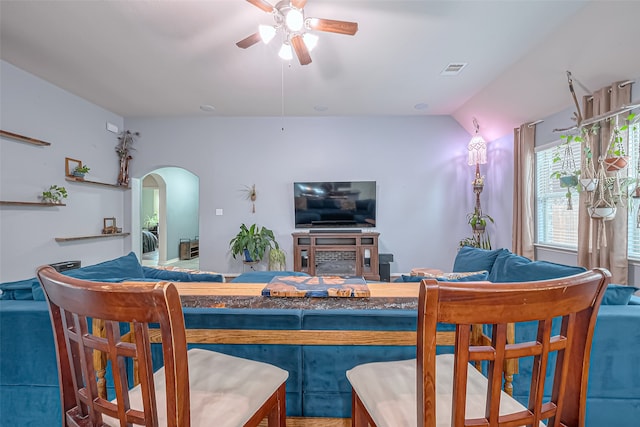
(580, 129, 598, 193)
(588, 158, 617, 221)
(557, 143, 579, 210)
(588, 157, 618, 249)
(604, 115, 629, 172)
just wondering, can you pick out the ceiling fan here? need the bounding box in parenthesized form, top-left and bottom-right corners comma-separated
(236, 0, 358, 66)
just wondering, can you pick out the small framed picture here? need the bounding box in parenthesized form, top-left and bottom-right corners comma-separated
(65, 157, 82, 177)
(102, 217, 117, 234)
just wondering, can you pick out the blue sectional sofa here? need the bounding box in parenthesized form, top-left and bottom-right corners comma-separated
(1, 248, 639, 426)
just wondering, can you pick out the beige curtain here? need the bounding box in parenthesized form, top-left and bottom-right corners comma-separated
(512, 123, 535, 259)
(577, 81, 631, 284)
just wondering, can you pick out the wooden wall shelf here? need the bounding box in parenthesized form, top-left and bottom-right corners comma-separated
(0, 201, 66, 207)
(55, 232, 130, 242)
(65, 177, 129, 189)
(0, 129, 51, 146)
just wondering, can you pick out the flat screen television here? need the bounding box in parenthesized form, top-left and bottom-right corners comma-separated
(294, 181, 376, 228)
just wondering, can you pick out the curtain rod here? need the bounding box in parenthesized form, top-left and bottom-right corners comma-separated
(527, 120, 544, 127)
(552, 102, 640, 132)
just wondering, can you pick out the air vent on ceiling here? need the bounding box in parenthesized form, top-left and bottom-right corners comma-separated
(441, 63, 467, 76)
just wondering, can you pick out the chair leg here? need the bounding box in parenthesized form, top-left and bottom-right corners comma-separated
(352, 390, 371, 427)
(267, 384, 287, 427)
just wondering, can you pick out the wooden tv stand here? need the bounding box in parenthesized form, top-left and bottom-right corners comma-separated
(292, 231, 380, 281)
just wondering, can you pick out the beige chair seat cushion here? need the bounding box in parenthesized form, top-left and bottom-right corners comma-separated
(104, 348, 288, 427)
(347, 353, 537, 427)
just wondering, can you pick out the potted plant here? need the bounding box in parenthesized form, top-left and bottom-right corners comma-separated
(268, 246, 286, 271)
(229, 223, 278, 263)
(458, 232, 492, 250)
(41, 185, 68, 204)
(603, 114, 637, 172)
(551, 139, 580, 209)
(143, 212, 159, 232)
(578, 126, 599, 192)
(467, 209, 494, 233)
(72, 164, 90, 179)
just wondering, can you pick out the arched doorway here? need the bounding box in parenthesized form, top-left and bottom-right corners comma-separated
(138, 167, 199, 268)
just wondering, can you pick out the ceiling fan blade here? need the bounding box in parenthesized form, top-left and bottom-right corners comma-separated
(236, 32, 261, 49)
(291, 0, 307, 9)
(308, 18, 358, 36)
(246, 0, 274, 13)
(291, 35, 312, 65)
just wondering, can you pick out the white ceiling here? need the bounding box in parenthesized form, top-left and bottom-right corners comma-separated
(1, 0, 639, 140)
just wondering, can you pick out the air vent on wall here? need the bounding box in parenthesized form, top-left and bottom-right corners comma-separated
(441, 63, 467, 75)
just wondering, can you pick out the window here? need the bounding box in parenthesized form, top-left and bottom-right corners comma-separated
(535, 138, 581, 248)
(535, 118, 640, 256)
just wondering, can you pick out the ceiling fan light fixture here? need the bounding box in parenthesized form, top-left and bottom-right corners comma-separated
(259, 25, 277, 44)
(285, 8, 304, 32)
(305, 17, 317, 30)
(278, 42, 293, 60)
(303, 33, 318, 51)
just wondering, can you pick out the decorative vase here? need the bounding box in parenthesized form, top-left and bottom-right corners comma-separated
(604, 156, 629, 172)
(243, 249, 255, 263)
(580, 178, 598, 192)
(72, 171, 85, 180)
(588, 206, 617, 220)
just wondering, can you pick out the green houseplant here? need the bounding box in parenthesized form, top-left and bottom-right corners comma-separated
(605, 113, 637, 172)
(73, 164, 90, 178)
(459, 208, 494, 249)
(41, 185, 68, 204)
(268, 246, 286, 271)
(229, 223, 279, 263)
(467, 209, 494, 233)
(551, 137, 581, 209)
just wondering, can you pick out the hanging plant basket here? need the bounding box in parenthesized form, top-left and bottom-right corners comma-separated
(559, 175, 579, 188)
(588, 206, 617, 220)
(580, 178, 598, 192)
(604, 156, 629, 172)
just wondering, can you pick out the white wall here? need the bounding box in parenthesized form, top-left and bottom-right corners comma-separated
(0, 61, 126, 281)
(0, 60, 515, 280)
(125, 115, 512, 274)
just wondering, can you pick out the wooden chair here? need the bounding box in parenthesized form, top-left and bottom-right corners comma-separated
(36, 266, 288, 427)
(347, 269, 610, 427)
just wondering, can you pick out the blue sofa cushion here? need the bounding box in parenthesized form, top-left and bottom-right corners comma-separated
(142, 267, 223, 282)
(452, 246, 509, 273)
(231, 271, 310, 283)
(487, 251, 586, 283)
(0, 278, 40, 300)
(603, 284, 639, 305)
(63, 252, 144, 281)
(395, 271, 489, 282)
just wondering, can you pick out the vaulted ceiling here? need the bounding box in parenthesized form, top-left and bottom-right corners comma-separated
(1, 0, 639, 140)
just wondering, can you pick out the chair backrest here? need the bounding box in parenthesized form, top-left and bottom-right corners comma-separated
(37, 265, 190, 427)
(417, 268, 610, 427)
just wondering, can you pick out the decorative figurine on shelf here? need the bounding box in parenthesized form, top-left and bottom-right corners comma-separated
(116, 130, 139, 187)
(102, 217, 117, 234)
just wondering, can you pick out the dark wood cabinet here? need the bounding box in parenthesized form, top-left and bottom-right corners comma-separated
(292, 232, 379, 281)
(179, 238, 199, 260)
